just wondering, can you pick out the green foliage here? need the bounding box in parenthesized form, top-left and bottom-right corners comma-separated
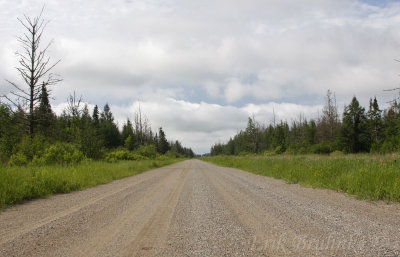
(8, 152, 28, 166)
(165, 150, 183, 158)
(14, 134, 49, 161)
(340, 96, 370, 153)
(35, 84, 56, 137)
(311, 142, 332, 154)
(157, 127, 169, 154)
(204, 155, 400, 202)
(124, 135, 135, 151)
(100, 104, 121, 149)
(210, 92, 400, 156)
(273, 145, 285, 154)
(135, 144, 157, 159)
(33, 142, 86, 165)
(105, 149, 146, 162)
(0, 159, 181, 209)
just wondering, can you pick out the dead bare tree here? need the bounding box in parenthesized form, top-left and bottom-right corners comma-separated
(66, 91, 83, 118)
(2, 8, 61, 137)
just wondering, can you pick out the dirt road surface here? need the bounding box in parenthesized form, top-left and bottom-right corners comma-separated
(1, 159, 400, 256)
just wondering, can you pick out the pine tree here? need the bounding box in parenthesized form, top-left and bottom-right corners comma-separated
(35, 83, 55, 137)
(79, 104, 103, 159)
(157, 127, 169, 154)
(100, 104, 121, 149)
(245, 117, 260, 153)
(306, 119, 317, 145)
(340, 96, 369, 153)
(367, 97, 382, 146)
(92, 105, 99, 127)
(122, 118, 135, 150)
(121, 119, 134, 142)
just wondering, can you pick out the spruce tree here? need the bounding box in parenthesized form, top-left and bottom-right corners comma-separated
(340, 97, 369, 153)
(100, 104, 121, 149)
(92, 105, 99, 127)
(35, 83, 55, 137)
(367, 97, 382, 146)
(157, 127, 169, 154)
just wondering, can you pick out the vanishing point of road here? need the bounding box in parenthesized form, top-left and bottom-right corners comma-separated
(1, 160, 399, 256)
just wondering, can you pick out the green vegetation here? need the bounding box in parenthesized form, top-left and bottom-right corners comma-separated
(203, 154, 400, 202)
(0, 158, 182, 209)
(211, 90, 400, 156)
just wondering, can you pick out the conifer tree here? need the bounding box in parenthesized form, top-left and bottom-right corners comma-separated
(367, 97, 382, 146)
(100, 104, 121, 149)
(157, 127, 169, 154)
(35, 83, 55, 136)
(340, 97, 369, 153)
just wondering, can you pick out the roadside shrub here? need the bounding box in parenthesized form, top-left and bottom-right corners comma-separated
(262, 150, 276, 156)
(0, 149, 9, 164)
(14, 134, 49, 161)
(156, 155, 169, 161)
(311, 143, 332, 154)
(330, 150, 344, 157)
(165, 150, 182, 158)
(134, 145, 157, 159)
(105, 149, 146, 162)
(379, 139, 400, 154)
(8, 152, 28, 166)
(274, 146, 285, 154)
(34, 143, 86, 165)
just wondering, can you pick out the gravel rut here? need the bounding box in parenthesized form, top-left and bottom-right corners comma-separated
(1, 159, 400, 256)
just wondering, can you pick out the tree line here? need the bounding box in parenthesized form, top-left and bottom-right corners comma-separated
(211, 90, 400, 155)
(0, 90, 194, 164)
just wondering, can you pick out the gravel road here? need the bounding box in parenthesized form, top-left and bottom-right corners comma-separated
(1, 159, 400, 256)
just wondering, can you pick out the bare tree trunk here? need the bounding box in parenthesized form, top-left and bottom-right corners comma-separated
(2, 8, 61, 138)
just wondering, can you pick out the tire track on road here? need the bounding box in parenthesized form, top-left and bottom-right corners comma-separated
(122, 164, 190, 257)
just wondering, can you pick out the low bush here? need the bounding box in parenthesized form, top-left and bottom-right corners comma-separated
(311, 143, 332, 154)
(8, 152, 28, 167)
(33, 143, 86, 165)
(165, 150, 183, 158)
(105, 149, 146, 162)
(134, 145, 157, 159)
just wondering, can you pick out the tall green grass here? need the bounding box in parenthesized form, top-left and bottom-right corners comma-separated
(203, 154, 400, 202)
(0, 159, 182, 209)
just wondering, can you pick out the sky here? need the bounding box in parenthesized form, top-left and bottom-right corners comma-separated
(1, 0, 400, 154)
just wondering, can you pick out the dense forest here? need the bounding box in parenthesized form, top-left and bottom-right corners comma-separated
(211, 90, 400, 156)
(0, 90, 195, 165)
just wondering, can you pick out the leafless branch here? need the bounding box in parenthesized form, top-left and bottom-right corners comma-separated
(1, 6, 61, 137)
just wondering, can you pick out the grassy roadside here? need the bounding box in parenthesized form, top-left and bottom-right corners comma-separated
(202, 154, 400, 202)
(0, 158, 183, 209)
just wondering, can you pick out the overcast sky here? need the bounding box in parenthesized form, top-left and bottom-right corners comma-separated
(1, 0, 400, 154)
